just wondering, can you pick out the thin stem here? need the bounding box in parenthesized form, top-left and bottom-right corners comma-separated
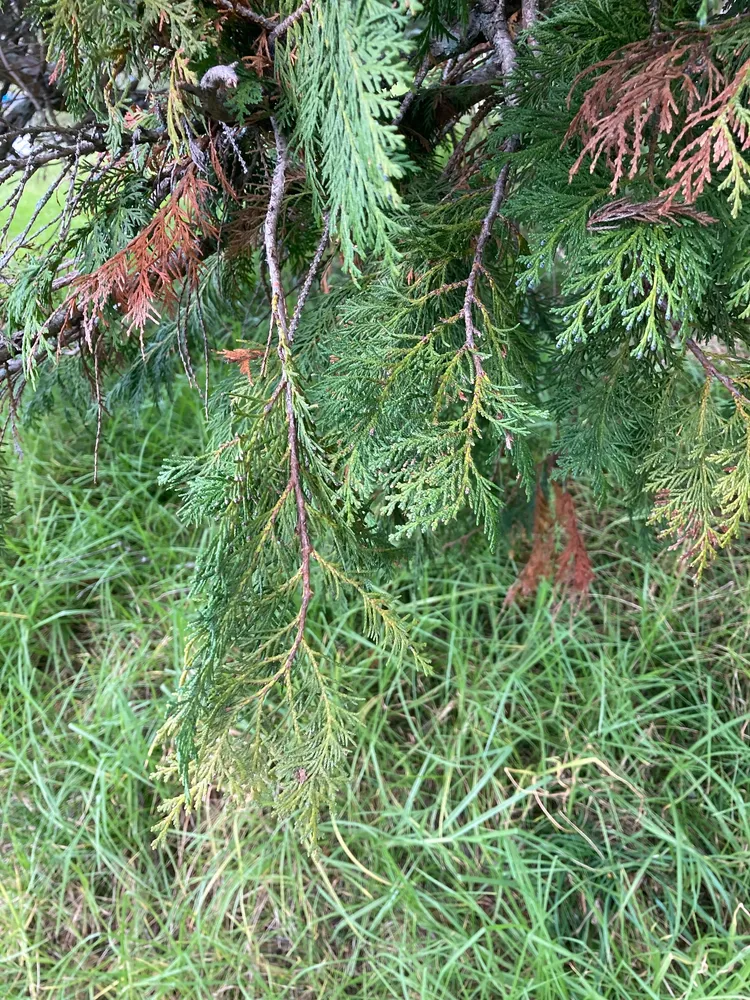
(462, 163, 511, 377)
(459, 0, 530, 374)
(686, 338, 749, 404)
(269, 0, 314, 43)
(215, 0, 276, 30)
(0, 157, 34, 245)
(282, 378, 314, 674)
(0, 162, 72, 270)
(264, 118, 290, 336)
(93, 338, 103, 485)
(262, 116, 314, 677)
(649, 0, 660, 35)
(288, 212, 330, 343)
(392, 56, 432, 127)
(442, 97, 498, 179)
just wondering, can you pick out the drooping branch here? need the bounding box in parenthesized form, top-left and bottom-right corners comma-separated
(462, 163, 511, 377)
(263, 117, 314, 678)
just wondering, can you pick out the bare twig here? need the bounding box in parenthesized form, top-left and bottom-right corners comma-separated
(479, 0, 517, 80)
(443, 43, 493, 85)
(288, 212, 330, 343)
(460, 0, 526, 376)
(269, 0, 314, 43)
(462, 163, 511, 377)
(686, 338, 750, 404)
(0, 156, 33, 244)
(263, 375, 285, 414)
(0, 162, 72, 269)
(522, 0, 539, 32)
(215, 0, 276, 30)
(0, 123, 161, 182)
(442, 96, 498, 178)
(264, 118, 290, 336)
(649, 0, 660, 35)
(393, 55, 432, 126)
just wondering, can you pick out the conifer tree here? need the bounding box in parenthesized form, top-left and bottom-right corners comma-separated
(2, 0, 750, 837)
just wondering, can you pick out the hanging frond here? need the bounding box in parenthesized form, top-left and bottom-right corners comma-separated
(565, 33, 723, 192)
(67, 167, 217, 345)
(283, 0, 413, 271)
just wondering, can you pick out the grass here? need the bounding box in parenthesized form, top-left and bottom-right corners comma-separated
(1, 387, 750, 998)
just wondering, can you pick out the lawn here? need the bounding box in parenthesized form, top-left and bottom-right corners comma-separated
(1, 386, 749, 999)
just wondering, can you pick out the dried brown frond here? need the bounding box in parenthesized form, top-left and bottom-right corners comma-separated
(552, 483, 595, 606)
(587, 196, 716, 229)
(566, 34, 722, 193)
(504, 482, 555, 606)
(661, 58, 750, 216)
(220, 347, 264, 382)
(67, 165, 216, 345)
(242, 34, 273, 77)
(505, 481, 594, 607)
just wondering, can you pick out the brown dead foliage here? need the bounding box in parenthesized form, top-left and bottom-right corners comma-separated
(505, 481, 594, 608)
(566, 31, 750, 215)
(504, 482, 555, 605)
(565, 34, 722, 192)
(67, 165, 217, 346)
(551, 482, 595, 604)
(220, 347, 264, 382)
(586, 196, 716, 229)
(662, 57, 750, 211)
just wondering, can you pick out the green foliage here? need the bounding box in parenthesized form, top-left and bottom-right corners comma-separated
(154, 361, 428, 846)
(6, 0, 750, 840)
(225, 71, 264, 123)
(550, 337, 666, 500)
(554, 223, 718, 356)
(30, 0, 207, 116)
(282, 0, 413, 271)
(645, 370, 750, 571)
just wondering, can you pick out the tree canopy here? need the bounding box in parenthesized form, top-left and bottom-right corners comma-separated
(1, 0, 749, 839)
